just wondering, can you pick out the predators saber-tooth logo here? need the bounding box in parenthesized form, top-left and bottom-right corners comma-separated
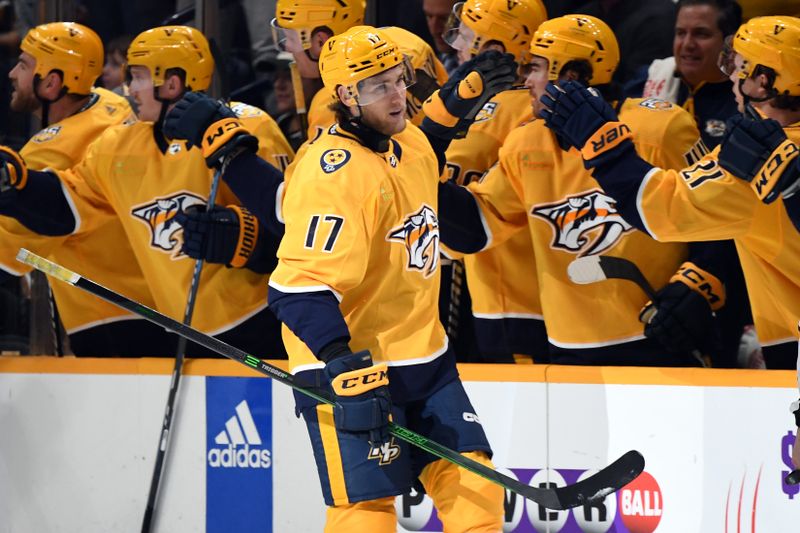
(532, 189, 634, 256)
(131, 192, 206, 257)
(387, 205, 440, 277)
(368, 438, 401, 466)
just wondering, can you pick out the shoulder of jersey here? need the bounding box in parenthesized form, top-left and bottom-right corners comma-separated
(473, 87, 531, 125)
(502, 117, 555, 152)
(621, 97, 696, 140)
(230, 101, 266, 119)
(298, 124, 362, 177)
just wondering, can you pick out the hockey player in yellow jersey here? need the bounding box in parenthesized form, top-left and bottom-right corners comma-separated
(439, 15, 733, 365)
(540, 16, 800, 370)
(265, 25, 518, 531)
(440, 0, 549, 363)
(271, 0, 365, 139)
(1, 22, 173, 356)
(0, 26, 292, 358)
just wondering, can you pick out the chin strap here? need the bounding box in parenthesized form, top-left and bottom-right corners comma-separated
(32, 74, 69, 128)
(338, 114, 391, 153)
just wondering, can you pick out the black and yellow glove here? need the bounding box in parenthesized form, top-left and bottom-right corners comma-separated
(640, 262, 725, 357)
(322, 345, 392, 446)
(164, 91, 258, 168)
(421, 50, 517, 140)
(719, 115, 800, 203)
(0, 146, 28, 193)
(174, 204, 260, 268)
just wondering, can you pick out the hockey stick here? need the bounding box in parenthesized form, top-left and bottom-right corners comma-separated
(18, 248, 644, 510)
(140, 165, 224, 533)
(568, 255, 709, 367)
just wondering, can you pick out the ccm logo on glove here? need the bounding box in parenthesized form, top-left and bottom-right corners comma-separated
(753, 140, 800, 199)
(332, 364, 389, 396)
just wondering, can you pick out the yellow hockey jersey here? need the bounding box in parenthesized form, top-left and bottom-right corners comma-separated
(633, 123, 800, 347)
(468, 98, 702, 348)
(49, 103, 293, 335)
(0, 88, 154, 333)
(445, 88, 542, 328)
(307, 88, 336, 142)
(270, 122, 448, 373)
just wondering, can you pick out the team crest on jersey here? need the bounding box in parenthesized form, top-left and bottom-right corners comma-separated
(532, 189, 634, 256)
(32, 125, 62, 143)
(230, 102, 264, 118)
(131, 192, 206, 257)
(474, 101, 498, 123)
(367, 438, 401, 466)
(320, 149, 351, 173)
(167, 142, 183, 155)
(638, 98, 674, 111)
(387, 205, 440, 278)
(705, 119, 726, 138)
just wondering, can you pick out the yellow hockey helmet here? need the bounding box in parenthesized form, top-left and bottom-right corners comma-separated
(20, 22, 103, 95)
(127, 26, 214, 91)
(274, 0, 365, 50)
(319, 25, 414, 105)
(730, 16, 800, 96)
(444, 0, 548, 61)
(380, 26, 449, 124)
(530, 14, 619, 85)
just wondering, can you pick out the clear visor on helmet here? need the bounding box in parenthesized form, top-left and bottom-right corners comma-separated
(442, 3, 474, 52)
(271, 18, 305, 54)
(718, 35, 747, 79)
(350, 55, 416, 106)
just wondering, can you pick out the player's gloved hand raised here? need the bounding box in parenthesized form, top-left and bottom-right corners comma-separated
(422, 50, 517, 140)
(174, 204, 260, 268)
(164, 91, 258, 169)
(639, 262, 724, 362)
(322, 345, 392, 446)
(0, 146, 28, 194)
(540, 81, 634, 167)
(718, 114, 800, 203)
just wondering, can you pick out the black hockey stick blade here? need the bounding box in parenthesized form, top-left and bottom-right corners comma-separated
(786, 469, 800, 485)
(17, 248, 645, 510)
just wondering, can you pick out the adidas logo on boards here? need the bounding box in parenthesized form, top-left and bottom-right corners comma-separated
(207, 400, 272, 469)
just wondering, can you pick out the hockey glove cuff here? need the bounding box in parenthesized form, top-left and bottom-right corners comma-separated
(226, 205, 260, 268)
(0, 146, 28, 192)
(201, 118, 259, 169)
(669, 261, 726, 311)
(719, 115, 800, 203)
(324, 349, 392, 445)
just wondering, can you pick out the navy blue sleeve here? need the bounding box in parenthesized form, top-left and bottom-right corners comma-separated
(223, 152, 284, 236)
(438, 181, 488, 253)
(267, 285, 350, 358)
(0, 170, 75, 236)
(622, 65, 649, 99)
(242, 224, 282, 274)
(588, 143, 655, 235)
(420, 123, 452, 175)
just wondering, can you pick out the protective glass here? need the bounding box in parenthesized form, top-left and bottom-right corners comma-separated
(718, 35, 747, 79)
(442, 3, 474, 52)
(353, 55, 416, 106)
(271, 18, 304, 54)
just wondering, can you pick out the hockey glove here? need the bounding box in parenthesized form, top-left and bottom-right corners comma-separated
(174, 204, 260, 268)
(540, 81, 634, 167)
(640, 262, 724, 357)
(322, 347, 392, 446)
(718, 114, 800, 203)
(164, 91, 258, 168)
(0, 146, 27, 193)
(421, 50, 517, 140)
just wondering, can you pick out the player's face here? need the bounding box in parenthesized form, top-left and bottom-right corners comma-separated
(727, 53, 759, 113)
(356, 65, 408, 136)
(524, 56, 550, 118)
(9, 52, 40, 113)
(128, 66, 161, 122)
(102, 50, 126, 91)
(424, 0, 456, 54)
(674, 4, 726, 87)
